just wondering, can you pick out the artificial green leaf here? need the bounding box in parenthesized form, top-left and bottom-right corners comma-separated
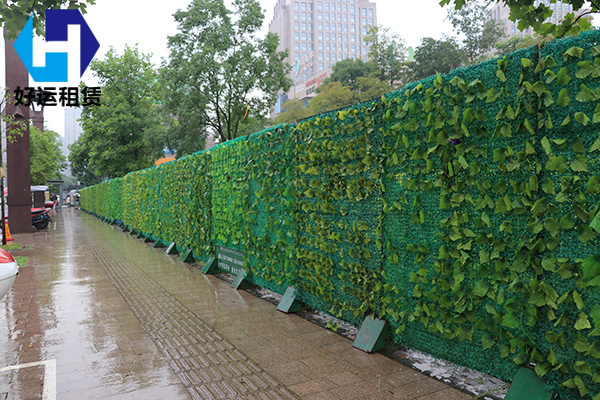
(564, 46, 585, 60)
(482, 334, 496, 350)
(575, 312, 592, 330)
(571, 155, 588, 172)
(575, 112, 591, 126)
(582, 255, 600, 280)
(557, 88, 571, 107)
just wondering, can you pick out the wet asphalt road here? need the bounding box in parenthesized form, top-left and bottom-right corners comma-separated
(0, 208, 470, 400)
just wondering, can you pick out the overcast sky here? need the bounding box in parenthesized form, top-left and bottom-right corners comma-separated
(1, 0, 454, 136)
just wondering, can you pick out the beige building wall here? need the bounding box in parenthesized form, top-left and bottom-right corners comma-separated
(269, 0, 377, 112)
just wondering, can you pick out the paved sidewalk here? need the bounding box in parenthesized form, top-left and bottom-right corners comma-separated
(0, 209, 471, 400)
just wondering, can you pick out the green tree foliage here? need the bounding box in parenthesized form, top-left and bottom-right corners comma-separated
(446, 1, 505, 62)
(75, 45, 162, 179)
(442, 0, 595, 38)
(410, 36, 466, 81)
(68, 140, 102, 186)
(29, 126, 66, 185)
(275, 99, 311, 124)
(322, 58, 375, 90)
(309, 82, 355, 114)
(363, 26, 408, 87)
(160, 0, 292, 152)
(1, 0, 95, 39)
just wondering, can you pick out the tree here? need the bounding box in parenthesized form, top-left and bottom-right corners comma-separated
(275, 99, 312, 124)
(322, 58, 374, 91)
(160, 0, 292, 153)
(353, 77, 393, 103)
(68, 140, 102, 186)
(76, 45, 163, 179)
(441, 0, 595, 39)
(29, 126, 66, 185)
(1, 0, 96, 39)
(363, 26, 408, 87)
(410, 36, 466, 81)
(446, 1, 505, 62)
(309, 82, 355, 115)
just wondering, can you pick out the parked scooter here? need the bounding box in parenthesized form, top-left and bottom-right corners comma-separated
(32, 207, 52, 229)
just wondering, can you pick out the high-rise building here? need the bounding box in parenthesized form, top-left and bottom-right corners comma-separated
(63, 107, 83, 177)
(268, 0, 377, 111)
(489, 0, 577, 38)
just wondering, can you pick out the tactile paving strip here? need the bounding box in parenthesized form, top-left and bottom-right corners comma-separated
(81, 228, 300, 400)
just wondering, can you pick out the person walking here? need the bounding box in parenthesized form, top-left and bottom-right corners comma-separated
(66, 195, 71, 208)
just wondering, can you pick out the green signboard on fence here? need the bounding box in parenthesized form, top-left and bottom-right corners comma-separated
(216, 245, 245, 274)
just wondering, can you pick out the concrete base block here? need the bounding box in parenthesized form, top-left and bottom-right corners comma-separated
(232, 268, 253, 290)
(166, 242, 178, 254)
(505, 367, 552, 400)
(352, 317, 393, 353)
(277, 286, 305, 313)
(201, 257, 218, 274)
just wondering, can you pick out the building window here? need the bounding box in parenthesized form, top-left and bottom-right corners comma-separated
(295, 12, 299, 20)
(302, 43, 307, 51)
(362, 8, 367, 16)
(326, 42, 330, 50)
(351, 34, 355, 42)
(344, 34, 348, 42)
(295, 32, 300, 40)
(309, 23, 313, 31)
(338, 23, 342, 30)
(350, 24, 355, 32)
(344, 24, 348, 32)
(350, 14, 355, 23)
(333, 53, 337, 61)
(326, 32, 330, 40)
(295, 42, 300, 50)
(308, 3, 313, 11)
(317, 1, 323, 10)
(310, 43, 314, 50)
(333, 43, 337, 51)
(350, 5, 355, 12)
(337, 3, 341, 11)
(511, 25, 516, 33)
(318, 32, 323, 40)
(295, 53, 300, 60)
(345, 44, 349, 52)
(301, 2, 306, 10)
(362, 27, 367, 35)
(332, 23, 336, 31)
(351, 44, 356, 52)
(325, 12, 329, 20)
(319, 52, 323, 60)
(294, 2, 299, 10)
(319, 62, 324, 71)
(362, 17, 367, 25)
(310, 33, 314, 41)
(302, 12, 307, 20)
(338, 13, 342, 21)
(327, 53, 331, 61)
(318, 11, 323, 19)
(369, 18, 373, 25)
(302, 32, 307, 40)
(338, 33, 342, 41)
(318, 21, 323, 29)
(295, 22, 299, 30)
(326, 23, 330, 30)
(302, 22, 307, 30)
(369, 8, 373, 16)
(309, 13, 313, 21)
(318, 42, 323, 50)
(325, 2, 329, 11)
(344, 4, 347, 11)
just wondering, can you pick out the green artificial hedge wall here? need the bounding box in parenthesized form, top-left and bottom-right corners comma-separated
(80, 30, 600, 400)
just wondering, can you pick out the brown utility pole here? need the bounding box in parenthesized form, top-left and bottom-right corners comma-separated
(4, 25, 31, 233)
